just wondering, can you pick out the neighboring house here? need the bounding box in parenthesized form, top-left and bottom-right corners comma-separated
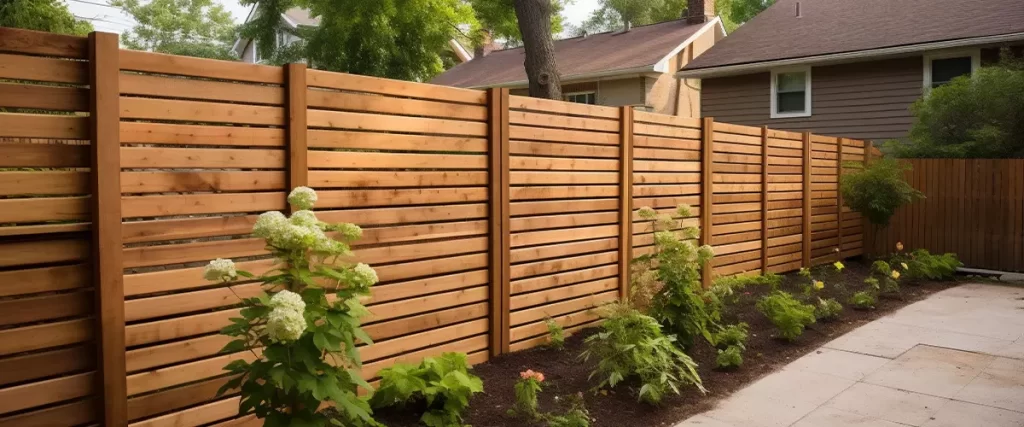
(676, 0, 1024, 141)
(431, 0, 726, 116)
(232, 8, 473, 65)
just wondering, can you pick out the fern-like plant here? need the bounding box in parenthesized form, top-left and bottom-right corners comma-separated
(209, 187, 379, 426)
(545, 318, 566, 350)
(369, 352, 484, 427)
(756, 290, 816, 341)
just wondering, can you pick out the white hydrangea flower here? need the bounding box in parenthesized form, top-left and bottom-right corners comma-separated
(253, 211, 287, 238)
(653, 230, 676, 247)
(289, 210, 319, 227)
(203, 258, 237, 281)
(269, 290, 306, 313)
(287, 186, 318, 210)
(655, 214, 675, 230)
(335, 223, 363, 241)
(637, 206, 657, 220)
(266, 307, 306, 342)
(676, 203, 693, 218)
(276, 223, 317, 249)
(352, 263, 379, 286)
(312, 233, 345, 255)
(698, 244, 715, 259)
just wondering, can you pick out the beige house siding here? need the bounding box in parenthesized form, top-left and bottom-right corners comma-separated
(701, 56, 924, 141)
(596, 78, 647, 108)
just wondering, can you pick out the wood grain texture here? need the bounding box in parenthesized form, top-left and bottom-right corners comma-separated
(287, 63, 308, 193)
(618, 106, 633, 299)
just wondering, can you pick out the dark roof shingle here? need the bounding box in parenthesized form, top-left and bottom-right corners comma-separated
(432, 19, 712, 88)
(684, 0, 1024, 71)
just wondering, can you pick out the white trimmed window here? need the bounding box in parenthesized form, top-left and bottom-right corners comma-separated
(770, 67, 812, 118)
(924, 49, 980, 90)
(564, 91, 596, 105)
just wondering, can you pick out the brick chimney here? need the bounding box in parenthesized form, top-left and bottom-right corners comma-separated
(686, 0, 715, 24)
(473, 30, 494, 59)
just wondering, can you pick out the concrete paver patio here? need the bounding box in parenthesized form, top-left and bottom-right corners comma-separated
(676, 283, 1024, 427)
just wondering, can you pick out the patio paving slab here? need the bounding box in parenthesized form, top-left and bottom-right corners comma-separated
(674, 283, 1024, 427)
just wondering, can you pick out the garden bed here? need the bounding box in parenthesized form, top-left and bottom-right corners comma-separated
(374, 257, 966, 427)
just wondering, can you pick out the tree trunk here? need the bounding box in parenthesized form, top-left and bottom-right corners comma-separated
(513, 0, 562, 99)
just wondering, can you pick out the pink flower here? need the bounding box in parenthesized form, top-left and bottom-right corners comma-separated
(519, 369, 544, 382)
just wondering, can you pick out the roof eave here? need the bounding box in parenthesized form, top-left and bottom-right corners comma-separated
(676, 31, 1024, 79)
(465, 64, 659, 90)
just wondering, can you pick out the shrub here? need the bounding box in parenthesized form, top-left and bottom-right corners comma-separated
(369, 352, 484, 427)
(849, 291, 877, 310)
(897, 249, 962, 281)
(512, 370, 545, 419)
(813, 297, 843, 322)
(633, 204, 717, 349)
(716, 345, 744, 370)
(713, 322, 748, 350)
(545, 318, 566, 350)
(871, 260, 901, 294)
(545, 393, 591, 427)
(756, 291, 816, 341)
(210, 187, 379, 426)
(840, 158, 923, 226)
(580, 307, 705, 404)
(887, 51, 1024, 159)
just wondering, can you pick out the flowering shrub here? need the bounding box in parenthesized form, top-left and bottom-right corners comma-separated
(209, 187, 380, 426)
(756, 290, 816, 341)
(892, 248, 962, 281)
(633, 204, 717, 349)
(512, 370, 545, 419)
(369, 352, 483, 427)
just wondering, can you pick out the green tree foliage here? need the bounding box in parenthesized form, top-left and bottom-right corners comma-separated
(0, 0, 93, 35)
(840, 157, 924, 226)
(574, 0, 750, 35)
(887, 52, 1024, 158)
(721, 0, 773, 25)
(112, 0, 238, 60)
(469, 0, 565, 47)
(240, 0, 473, 80)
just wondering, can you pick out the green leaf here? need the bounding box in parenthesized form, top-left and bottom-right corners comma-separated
(218, 339, 247, 354)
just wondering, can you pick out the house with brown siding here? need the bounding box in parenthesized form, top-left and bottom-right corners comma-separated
(431, 0, 725, 116)
(677, 0, 1024, 141)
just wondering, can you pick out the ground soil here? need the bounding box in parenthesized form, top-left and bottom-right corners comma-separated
(374, 258, 968, 427)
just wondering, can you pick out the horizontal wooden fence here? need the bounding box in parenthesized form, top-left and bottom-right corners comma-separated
(0, 27, 872, 427)
(868, 159, 1024, 272)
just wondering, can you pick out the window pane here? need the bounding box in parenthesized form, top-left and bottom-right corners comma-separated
(776, 72, 806, 92)
(777, 92, 805, 113)
(931, 57, 972, 87)
(566, 93, 596, 105)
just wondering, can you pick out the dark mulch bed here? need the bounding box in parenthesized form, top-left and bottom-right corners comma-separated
(375, 257, 966, 427)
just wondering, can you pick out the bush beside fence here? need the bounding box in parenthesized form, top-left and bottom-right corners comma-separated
(0, 27, 872, 427)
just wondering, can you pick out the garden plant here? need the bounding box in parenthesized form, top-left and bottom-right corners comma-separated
(370, 352, 484, 427)
(207, 187, 380, 427)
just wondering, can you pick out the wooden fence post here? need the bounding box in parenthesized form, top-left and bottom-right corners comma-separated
(286, 63, 308, 201)
(488, 88, 510, 356)
(618, 106, 634, 299)
(700, 117, 715, 287)
(88, 31, 126, 427)
(760, 126, 769, 273)
(863, 140, 875, 254)
(802, 132, 813, 267)
(836, 138, 845, 260)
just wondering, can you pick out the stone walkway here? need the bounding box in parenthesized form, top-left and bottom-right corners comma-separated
(677, 283, 1024, 427)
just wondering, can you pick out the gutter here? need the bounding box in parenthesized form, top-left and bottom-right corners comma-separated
(675, 31, 1024, 79)
(467, 64, 659, 89)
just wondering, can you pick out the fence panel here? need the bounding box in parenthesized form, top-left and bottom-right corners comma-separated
(809, 135, 841, 264)
(0, 29, 98, 427)
(869, 159, 1024, 272)
(763, 130, 806, 273)
(117, 50, 288, 427)
(506, 96, 622, 352)
(709, 122, 765, 276)
(305, 70, 494, 377)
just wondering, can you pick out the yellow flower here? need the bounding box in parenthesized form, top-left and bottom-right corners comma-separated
(896, 242, 904, 251)
(813, 280, 825, 290)
(891, 270, 901, 280)
(901, 262, 909, 270)
(833, 261, 845, 271)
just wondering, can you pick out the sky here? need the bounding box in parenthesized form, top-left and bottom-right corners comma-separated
(66, 0, 602, 36)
